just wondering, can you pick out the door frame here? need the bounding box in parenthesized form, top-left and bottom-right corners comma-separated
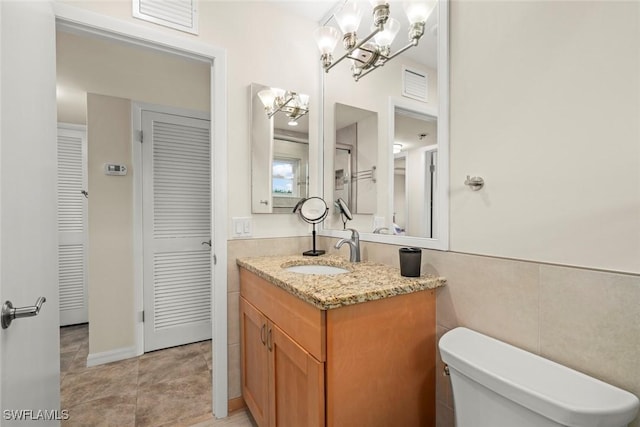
(54, 3, 229, 417)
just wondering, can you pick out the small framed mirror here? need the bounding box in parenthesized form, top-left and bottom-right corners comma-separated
(250, 82, 310, 214)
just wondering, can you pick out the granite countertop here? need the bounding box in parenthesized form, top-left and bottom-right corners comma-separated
(237, 255, 446, 310)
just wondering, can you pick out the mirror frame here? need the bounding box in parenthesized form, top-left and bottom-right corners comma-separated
(318, 0, 449, 250)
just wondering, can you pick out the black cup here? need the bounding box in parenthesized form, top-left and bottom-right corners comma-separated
(399, 247, 422, 277)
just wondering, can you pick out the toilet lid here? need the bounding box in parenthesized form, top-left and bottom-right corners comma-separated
(439, 327, 639, 427)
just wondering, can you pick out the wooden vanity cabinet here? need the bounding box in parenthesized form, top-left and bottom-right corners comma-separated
(240, 267, 436, 427)
(240, 269, 325, 427)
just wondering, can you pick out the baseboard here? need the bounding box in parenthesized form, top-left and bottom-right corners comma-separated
(228, 397, 246, 413)
(86, 346, 138, 367)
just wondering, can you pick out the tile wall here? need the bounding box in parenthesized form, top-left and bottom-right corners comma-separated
(228, 237, 640, 427)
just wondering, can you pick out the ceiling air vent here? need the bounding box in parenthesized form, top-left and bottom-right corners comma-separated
(402, 67, 428, 102)
(133, 0, 199, 35)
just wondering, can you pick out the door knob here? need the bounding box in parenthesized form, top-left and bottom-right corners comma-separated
(1, 297, 46, 329)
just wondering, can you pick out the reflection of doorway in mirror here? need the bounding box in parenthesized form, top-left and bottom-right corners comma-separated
(393, 108, 438, 238)
(394, 154, 407, 235)
(335, 144, 352, 209)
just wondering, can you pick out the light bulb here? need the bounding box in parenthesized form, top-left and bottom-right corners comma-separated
(257, 89, 275, 109)
(288, 119, 299, 127)
(393, 143, 403, 154)
(403, 1, 436, 24)
(314, 26, 340, 54)
(334, 2, 362, 34)
(374, 17, 400, 47)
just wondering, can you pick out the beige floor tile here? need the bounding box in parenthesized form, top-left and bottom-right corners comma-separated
(135, 374, 212, 427)
(189, 409, 257, 427)
(138, 344, 209, 388)
(63, 395, 137, 427)
(61, 358, 139, 408)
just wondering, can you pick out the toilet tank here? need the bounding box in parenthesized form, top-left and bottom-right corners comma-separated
(439, 327, 639, 427)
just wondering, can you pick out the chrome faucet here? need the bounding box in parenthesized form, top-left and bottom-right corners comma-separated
(335, 228, 361, 262)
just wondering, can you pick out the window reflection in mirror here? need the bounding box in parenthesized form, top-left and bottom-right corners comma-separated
(250, 82, 309, 214)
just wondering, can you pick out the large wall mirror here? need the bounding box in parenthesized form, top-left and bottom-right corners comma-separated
(250, 82, 310, 214)
(319, 0, 449, 249)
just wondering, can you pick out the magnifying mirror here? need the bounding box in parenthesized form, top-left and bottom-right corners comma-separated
(294, 197, 329, 256)
(335, 197, 353, 230)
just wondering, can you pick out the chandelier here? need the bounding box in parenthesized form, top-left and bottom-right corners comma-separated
(257, 88, 310, 126)
(314, 0, 436, 81)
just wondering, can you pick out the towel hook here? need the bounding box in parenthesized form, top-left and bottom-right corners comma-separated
(464, 175, 484, 191)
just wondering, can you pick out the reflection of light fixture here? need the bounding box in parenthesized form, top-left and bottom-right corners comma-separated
(393, 143, 403, 154)
(314, 0, 437, 81)
(257, 88, 310, 122)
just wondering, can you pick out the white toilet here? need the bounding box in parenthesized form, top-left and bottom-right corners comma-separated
(439, 327, 639, 427)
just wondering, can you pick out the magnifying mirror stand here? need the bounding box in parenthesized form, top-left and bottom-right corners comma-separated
(294, 197, 329, 257)
(303, 224, 325, 257)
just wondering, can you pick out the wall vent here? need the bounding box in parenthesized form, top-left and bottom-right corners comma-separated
(133, 0, 199, 35)
(402, 66, 428, 102)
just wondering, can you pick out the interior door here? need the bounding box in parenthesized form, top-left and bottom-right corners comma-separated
(57, 125, 88, 326)
(0, 0, 61, 423)
(142, 109, 212, 352)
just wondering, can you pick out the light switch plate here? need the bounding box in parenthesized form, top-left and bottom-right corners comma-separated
(232, 217, 252, 238)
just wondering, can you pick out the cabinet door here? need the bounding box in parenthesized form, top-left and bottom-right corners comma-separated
(241, 298, 269, 427)
(268, 323, 325, 427)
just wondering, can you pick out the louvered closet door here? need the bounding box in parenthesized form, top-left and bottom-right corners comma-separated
(142, 110, 212, 351)
(57, 125, 88, 326)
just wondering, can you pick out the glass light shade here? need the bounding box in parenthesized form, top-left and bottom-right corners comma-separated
(298, 93, 310, 109)
(334, 2, 362, 34)
(257, 89, 275, 109)
(393, 143, 403, 154)
(287, 119, 299, 127)
(271, 87, 286, 102)
(403, 1, 436, 24)
(314, 26, 340, 54)
(374, 17, 400, 47)
(369, 0, 389, 6)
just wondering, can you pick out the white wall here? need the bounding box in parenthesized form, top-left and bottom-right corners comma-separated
(57, 30, 210, 124)
(449, 1, 640, 274)
(59, 0, 322, 238)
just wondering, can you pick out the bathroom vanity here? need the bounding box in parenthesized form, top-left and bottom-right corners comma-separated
(237, 255, 445, 427)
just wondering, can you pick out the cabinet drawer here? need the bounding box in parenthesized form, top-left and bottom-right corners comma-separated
(240, 268, 326, 361)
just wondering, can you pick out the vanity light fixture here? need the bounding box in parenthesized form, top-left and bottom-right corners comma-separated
(314, 0, 437, 81)
(257, 87, 309, 124)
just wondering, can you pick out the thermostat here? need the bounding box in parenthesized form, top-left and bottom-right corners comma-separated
(104, 163, 127, 176)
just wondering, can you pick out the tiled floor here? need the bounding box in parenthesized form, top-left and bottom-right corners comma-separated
(60, 324, 256, 427)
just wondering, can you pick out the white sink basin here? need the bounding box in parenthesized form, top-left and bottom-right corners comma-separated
(284, 265, 350, 275)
